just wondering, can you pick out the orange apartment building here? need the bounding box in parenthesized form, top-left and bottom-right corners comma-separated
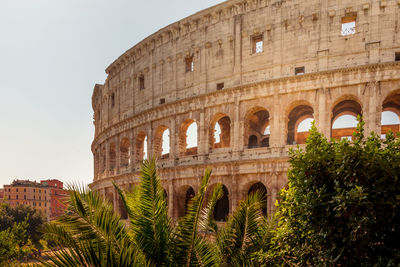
(3, 179, 68, 221)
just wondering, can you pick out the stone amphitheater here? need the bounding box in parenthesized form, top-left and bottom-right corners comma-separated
(90, 0, 400, 220)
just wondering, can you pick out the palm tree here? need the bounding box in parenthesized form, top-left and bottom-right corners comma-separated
(38, 158, 266, 267)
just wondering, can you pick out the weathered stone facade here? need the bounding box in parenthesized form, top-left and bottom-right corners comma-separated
(90, 0, 400, 220)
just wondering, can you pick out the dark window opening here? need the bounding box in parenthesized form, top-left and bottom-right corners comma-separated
(16, 189, 18, 192)
(160, 98, 165, 105)
(139, 75, 145, 90)
(111, 93, 115, 107)
(395, 52, 400, 61)
(217, 83, 224, 90)
(252, 35, 263, 53)
(295, 66, 305, 75)
(213, 185, 229, 222)
(185, 56, 194, 72)
(185, 187, 195, 215)
(248, 135, 258, 148)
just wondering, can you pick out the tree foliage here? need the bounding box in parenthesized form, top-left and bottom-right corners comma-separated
(259, 121, 400, 266)
(36, 122, 400, 266)
(0, 202, 45, 247)
(0, 216, 35, 265)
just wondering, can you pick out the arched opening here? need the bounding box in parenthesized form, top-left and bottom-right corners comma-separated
(287, 105, 314, 145)
(109, 143, 116, 171)
(213, 185, 229, 222)
(154, 126, 170, 159)
(245, 108, 270, 149)
(248, 135, 258, 148)
(177, 186, 195, 218)
(210, 114, 231, 149)
(118, 196, 128, 219)
(120, 138, 130, 167)
(381, 92, 400, 138)
(248, 182, 267, 217)
(180, 120, 198, 156)
(164, 189, 168, 206)
(105, 188, 114, 209)
(135, 132, 147, 162)
(100, 147, 106, 173)
(331, 99, 362, 140)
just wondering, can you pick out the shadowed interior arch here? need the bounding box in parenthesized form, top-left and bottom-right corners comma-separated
(245, 108, 270, 149)
(287, 105, 314, 145)
(331, 99, 362, 140)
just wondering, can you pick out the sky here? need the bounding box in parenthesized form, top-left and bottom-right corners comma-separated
(0, 0, 397, 188)
(0, 0, 225, 186)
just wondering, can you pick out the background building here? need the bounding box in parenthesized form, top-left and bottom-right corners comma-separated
(41, 179, 68, 220)
(3, 179, 67, 220)
(90, 0, 400, 220)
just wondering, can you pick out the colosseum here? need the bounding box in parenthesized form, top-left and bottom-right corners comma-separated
(90, 0, 400, 220)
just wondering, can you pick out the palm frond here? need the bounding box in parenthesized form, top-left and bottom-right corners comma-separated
(171, 168, 217, 267)
(217, 191, 266, 266)
(39, 184, 148, 266)
(117, 158, 171, 266)
(198, 183, 223, 234)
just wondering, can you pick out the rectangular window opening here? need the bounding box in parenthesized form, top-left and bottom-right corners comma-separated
(185, 56, 194, 72)
(295, 66, 305, 75)
(139, 76, 145, 90)
(341, 16, 356, 36)
(111, 93, 115, 107)
(252, 35, 263, 53)
(395, 52, 400, 61)
(159, 98, 165, 105)
(217, 83, 224, 90)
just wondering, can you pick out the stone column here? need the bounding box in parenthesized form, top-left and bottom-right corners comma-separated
(365, 82, 381, 135)
(129, 129, 135, 169)
(198, 109, 208, 155)
(116, 136, 121, 174)
(148, 122, 153, 158)
(168, 181, 174, 218)
(169, 117, 176, 159)
(318, 88, 331, 138)
(233, 97, 242, 158)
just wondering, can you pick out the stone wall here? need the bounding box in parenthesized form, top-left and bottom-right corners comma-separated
(90, 0, 400, 220)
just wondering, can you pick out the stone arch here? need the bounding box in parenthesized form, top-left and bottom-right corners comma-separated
(117, 195, 128, 219)
(176, 185, 196, 218)
(286, 104, 314, 145)
(244, 106, 270, 149)
(331, 97, 362, 140)
(381, 90, 400, 137)
(105, 188, 114, 209)
(94, 149, 100, 178)
(163, 188, 168, 206)
(109, 142, 116, 171)
(213, 184, 229, 222)
(209, 113, 231, 149)
(100, 146, 106, 173)
(135, 131, 148, 161)
(120, 137, 130, 167)
(248, 182, 268, 216)
(179, 119, 198, 156)
(154, 125, 170, 159)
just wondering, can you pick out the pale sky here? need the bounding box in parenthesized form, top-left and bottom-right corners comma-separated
(0, 0, 225, 186)
(0, 1, 397, 187)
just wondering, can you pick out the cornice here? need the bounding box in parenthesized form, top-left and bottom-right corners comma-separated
(92, 61, 400, 149)
(89, 156, 290, 188)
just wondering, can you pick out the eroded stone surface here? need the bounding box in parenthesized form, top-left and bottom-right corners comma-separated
(90, 0, 400, 220)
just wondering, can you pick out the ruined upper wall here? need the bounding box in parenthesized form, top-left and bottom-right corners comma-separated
(92, 0, 400, 136)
